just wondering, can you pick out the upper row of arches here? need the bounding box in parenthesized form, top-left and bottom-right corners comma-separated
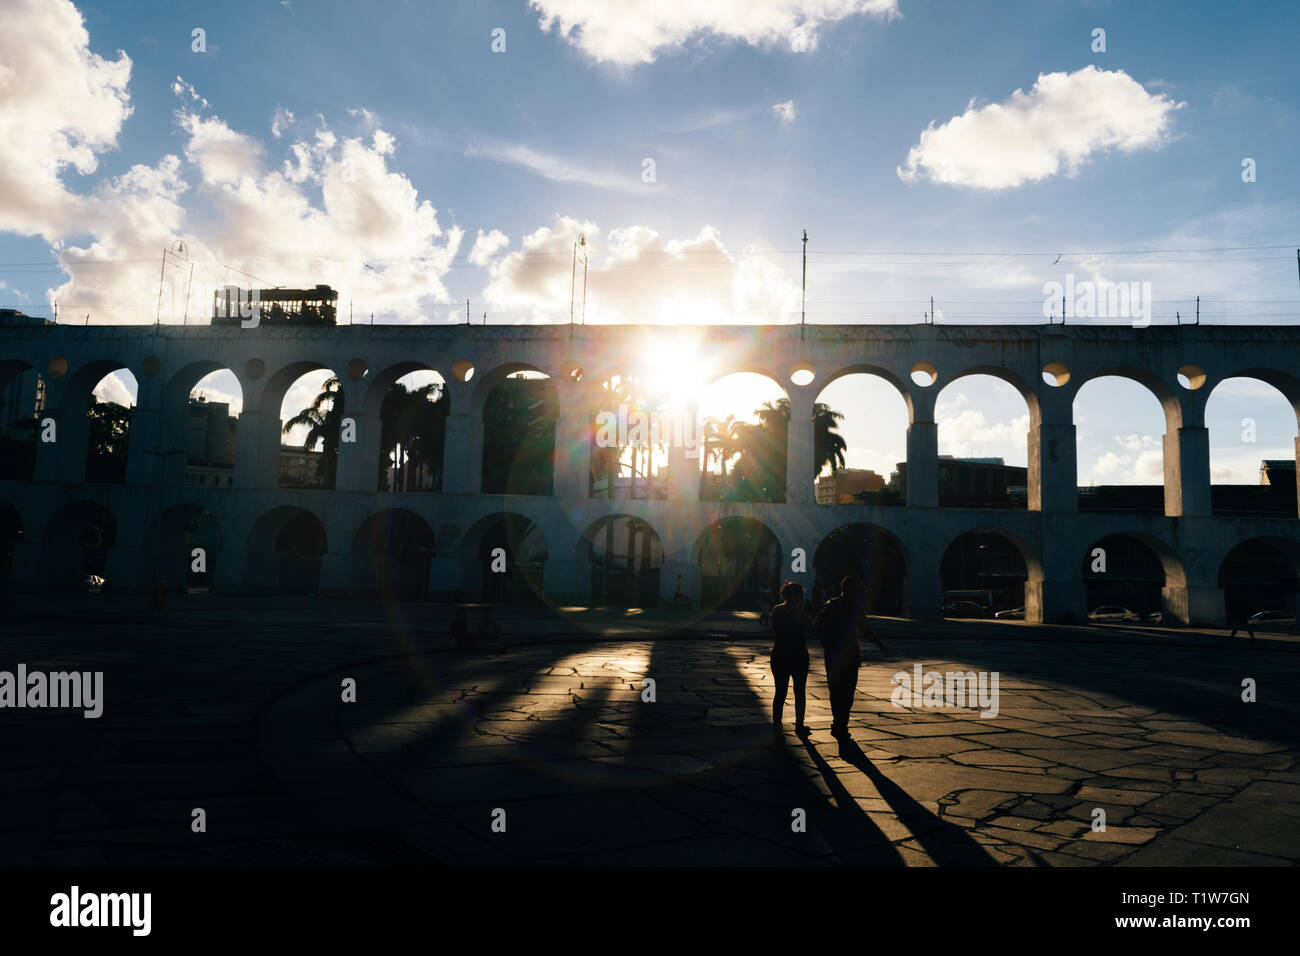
(3, 353, 1298, 518)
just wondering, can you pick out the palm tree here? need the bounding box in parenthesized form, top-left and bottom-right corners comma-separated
(712, 397, 847, 502)
(282, 376, 343, 487)
(379, 380, 445, 491)
(813, 402, 848, 475)
(85, 396, 132, 483)
(481, 375, 557, 496)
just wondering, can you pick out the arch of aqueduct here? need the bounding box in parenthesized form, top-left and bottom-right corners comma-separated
(2, 320, 1299, 625)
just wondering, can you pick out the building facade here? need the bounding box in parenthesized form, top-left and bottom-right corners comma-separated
(1, 320, 1298, 625)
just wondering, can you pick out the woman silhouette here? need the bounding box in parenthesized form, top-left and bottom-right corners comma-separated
(770, 580, 813, 742)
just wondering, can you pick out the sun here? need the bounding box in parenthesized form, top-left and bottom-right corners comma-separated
(640, 340, 712, 409)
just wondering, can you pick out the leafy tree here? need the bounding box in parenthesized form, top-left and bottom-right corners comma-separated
(481, 375, 557, 496)
(282, 376, 342, 487)
(379, 380, 446, 491)
(85, 397, 132, 483)
(705, 397, 846, 503)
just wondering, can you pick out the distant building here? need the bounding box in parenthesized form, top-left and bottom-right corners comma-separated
(0, 367, 44, 434)
(184, 397, 236, 488)
(816, 467, 885, 504)
(279, 447, 326, 488)
(0, 308, 53, 327)
(1260, 460, 1295, 486)
(892, 456, 1028, 504)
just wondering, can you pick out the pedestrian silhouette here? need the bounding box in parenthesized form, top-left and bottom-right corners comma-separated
(450, 605, 469, 649)
(671, 574, 690, 608)
(479, 605, 502, 642)
(1227, 600, 1255, 642)
(813, 576, 888, 739)
(769, 580, 812, 743)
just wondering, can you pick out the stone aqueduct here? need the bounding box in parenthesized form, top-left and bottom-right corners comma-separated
(2, 320, 1299, 625)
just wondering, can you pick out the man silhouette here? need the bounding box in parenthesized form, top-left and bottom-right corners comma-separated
(814, 576, 887, 739)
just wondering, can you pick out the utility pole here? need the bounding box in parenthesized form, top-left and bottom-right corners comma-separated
(155, 248, 167, 325)
(801, 229, 807, 336)
(930, 296, 935, 325)
(1196, 295, 1200, 325)
(579, 234, 588, 325)
(181, 259, 194, 325)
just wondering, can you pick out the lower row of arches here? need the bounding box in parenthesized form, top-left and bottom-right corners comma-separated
(3, 500, 1297, 621)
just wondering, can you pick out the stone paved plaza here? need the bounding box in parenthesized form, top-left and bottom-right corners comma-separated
(3, 596, 1299, 866)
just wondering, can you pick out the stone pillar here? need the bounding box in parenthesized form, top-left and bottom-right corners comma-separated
(319, 551, 353, 596)
(1175, 586, 1225, 626)
(36, 380, 91, 484)
(31, 408, 65, 483)
(9, 541, 36, 591)
(906, 421, 938, 508)
(786, 391, 815, 504)
(1164, 426, 1211, 517)
(441, 384, 481, 495)
(1294, 435, 1300, 519)
(335, 412, 372, 492)
(255, 399, 283, 489)
(106, 545, 147, 593)
(668, 404, 703, 501)
(1030, 422, 1077, 513)
(1032, 521, 1085, 624)
(427, 555, 462, 599)
(903, 573, 942, 619)
(553, 385, 591, 502)
(542, 557, 577, 603)
(1025, 578, 1087, 625)
(233, 407, 262, 488)
(125, 375, 165, 486)
(213, 548, 246, 594)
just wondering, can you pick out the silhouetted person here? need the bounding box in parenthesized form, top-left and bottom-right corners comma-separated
(1227, 600, 1255, 642)
(814, 576, 888, 739)
(769, 581, 812, 742)
(479, 605, 502, 642)
(451, 605, 469, 649)
(814, 576, 861, 738)
(672, 574, 690, 608)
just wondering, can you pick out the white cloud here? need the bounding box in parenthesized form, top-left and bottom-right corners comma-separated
(937, 408, 1030, 455)
(92, 370, 136, 407)
(1093, 451, 1124, 477)
(469, 229, 509, 267)
(467, 140, 644, 193)
(181, 112, 264, 185)
(271, 106, 295, 138)
(1133, 449, 1164, 482)
(897, 66, 1183, 189)
(1115, 433, 1160, 451)
(172, 76, 208, 109)
(0, 0, 132, 239)
(529, 0, 898, 65)
(771, 100, 796, 125)
(1, 1, 464, 326)
(480, 217, 800, 324)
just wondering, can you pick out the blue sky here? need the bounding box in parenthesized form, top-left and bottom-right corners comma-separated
(2, 0, 1297, 482)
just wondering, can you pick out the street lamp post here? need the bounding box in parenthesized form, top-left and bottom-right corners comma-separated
(143, 445, 187, 611)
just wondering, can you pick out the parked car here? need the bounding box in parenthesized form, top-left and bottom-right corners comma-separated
(994, 606, 1025, 620)
(1247, 609, 1296, 627)
(1145, 610, 1164, 625)
(942, 600, 987, 618)
(1088, 605, 1140, 623)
